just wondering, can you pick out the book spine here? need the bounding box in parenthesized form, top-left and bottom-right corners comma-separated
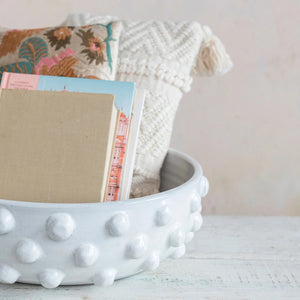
(106, 112, 130, 201)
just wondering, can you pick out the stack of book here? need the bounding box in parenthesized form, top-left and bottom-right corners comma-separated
(0, 72, 145, 203)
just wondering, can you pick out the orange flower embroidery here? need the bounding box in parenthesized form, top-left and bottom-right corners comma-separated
(76, 28, 106, 65)
(39, 56, 78, 77)
(0, 28, 42, 57)
(53, 27, 72, 41)
(89, 37, 106, 54)
(44, 26, 74, 50)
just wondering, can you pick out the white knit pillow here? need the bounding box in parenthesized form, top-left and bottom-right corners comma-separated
(65, 14, 233, 198)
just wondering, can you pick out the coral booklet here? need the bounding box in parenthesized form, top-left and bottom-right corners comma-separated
(1, 72, 135, 201)
(0, 89, 118, 203)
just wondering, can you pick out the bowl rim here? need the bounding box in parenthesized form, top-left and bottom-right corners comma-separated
(0, 148, 203, 209)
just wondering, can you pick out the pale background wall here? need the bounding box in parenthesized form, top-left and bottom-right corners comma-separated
(0, 0, 299, 215)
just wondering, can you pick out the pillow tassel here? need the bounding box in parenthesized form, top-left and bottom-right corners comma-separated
(195, 26, 233, 76)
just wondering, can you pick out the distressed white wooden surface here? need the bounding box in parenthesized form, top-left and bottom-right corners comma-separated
(1, 216, 299, 299)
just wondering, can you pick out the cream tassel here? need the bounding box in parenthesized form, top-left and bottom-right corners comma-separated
(195, 26, 233, 76)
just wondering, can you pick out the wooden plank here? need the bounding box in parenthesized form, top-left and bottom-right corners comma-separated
(1, 216, 299, 299)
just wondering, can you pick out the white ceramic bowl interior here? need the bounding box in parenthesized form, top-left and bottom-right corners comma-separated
(0, 149, 209, 288)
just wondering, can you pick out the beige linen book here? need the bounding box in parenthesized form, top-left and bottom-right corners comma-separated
(0, 89, 118, 203)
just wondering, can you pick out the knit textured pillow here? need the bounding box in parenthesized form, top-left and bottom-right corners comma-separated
(65, 14, 233, 198)
(0, 23, 122, 81)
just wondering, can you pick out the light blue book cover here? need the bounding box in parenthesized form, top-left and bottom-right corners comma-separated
(1, 72, 135, 118)
(36, 75, 135, 118)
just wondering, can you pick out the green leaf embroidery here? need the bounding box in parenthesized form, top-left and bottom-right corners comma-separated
(0, 62, 33, 81)
(19, 37, 48, 67)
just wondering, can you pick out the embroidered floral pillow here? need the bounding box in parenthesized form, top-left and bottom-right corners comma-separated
(0, 23, 122, 81)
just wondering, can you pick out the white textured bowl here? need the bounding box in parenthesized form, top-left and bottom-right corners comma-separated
(0, 149, 208, 288)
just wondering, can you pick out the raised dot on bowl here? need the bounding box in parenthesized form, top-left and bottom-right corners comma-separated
(74, 243, 99, 267)
(126, 234, 148, 259)
(200, 176, 209, 198)
(185, 232, 195, 244)
(46, 213, 75, 241)
(190, 214, 203, 232)
(92, 269, 116, 287)
(107, 212, 130, 237)
(155, 205, 171, 226)
(190, 192, 202, 213)
(0, 264, 20, 284)
(170, 245, 186, 259)
(169, 227, 185, 247)
(38, 269, 65, 289)
(0, 207, 16, 235)
(15, 238, 42, 264)
(143, 251, 160, 271)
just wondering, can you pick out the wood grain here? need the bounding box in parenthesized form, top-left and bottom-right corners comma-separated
(1, 216, 299, 299)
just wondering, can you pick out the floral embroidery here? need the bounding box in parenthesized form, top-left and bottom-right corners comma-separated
(39, 56, 78, 77)
(0, 23, 120, 81)
(19, 37, 48, 67)
(36, 48, 78, 77)
(76, 28, 106, 65)
(0, 37, 48, 79)
(44, 27, 74, 50)
(54, 27, 72, 41)
(0, 62, 33, 81)
(0, 28, 42, 57)
(35, 48, 76, 74)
